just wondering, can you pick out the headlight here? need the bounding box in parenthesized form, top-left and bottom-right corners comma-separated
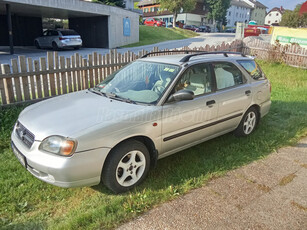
(39, 136, 77, 156)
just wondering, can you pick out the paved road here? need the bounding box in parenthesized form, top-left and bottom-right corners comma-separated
(118, 137, 307, 230)
(0, 33, 235, 65)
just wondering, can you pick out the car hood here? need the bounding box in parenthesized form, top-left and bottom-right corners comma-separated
(18, 90, 154, 141)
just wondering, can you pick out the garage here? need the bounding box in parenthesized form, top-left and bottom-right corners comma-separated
(0, 0, 139, 53)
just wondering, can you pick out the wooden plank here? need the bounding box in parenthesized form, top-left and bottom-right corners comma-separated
(106, 53, 110, 77)
(54, 52, 61, 95)
(88, 54, 94, 87)
(27, 58, 36, 100)
(1, 64, 14, 104)
(82, 58, 87, 89)
(40, 57, 49, 98)
(0, 70, 7, 105)
(19, 56, 30, 101)
(47, 52, 56, 96)
(11, 59, 22, 102)
(60, 56, 67, 95)
(66, 56, 73, 92)
(34, 60, 42, 99)
(75, 53, 82, 91)
(102, 55, 107, 80)
(93, 52, 99, 85)
(110, 50, 114, 75)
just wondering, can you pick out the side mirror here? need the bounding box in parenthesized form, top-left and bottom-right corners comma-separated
(168, 90, 194, 102)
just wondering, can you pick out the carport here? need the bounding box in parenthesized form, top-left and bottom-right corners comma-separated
(0, 0, 139, 54)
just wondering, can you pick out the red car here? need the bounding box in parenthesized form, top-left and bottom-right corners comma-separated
(143, 18, 165, 27)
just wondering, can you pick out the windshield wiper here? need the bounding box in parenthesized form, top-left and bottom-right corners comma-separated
(88, 88, 106, 97)
(107, 92, 136, 104)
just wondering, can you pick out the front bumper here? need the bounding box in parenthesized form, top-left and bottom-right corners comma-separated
(11, 130, 110, 188)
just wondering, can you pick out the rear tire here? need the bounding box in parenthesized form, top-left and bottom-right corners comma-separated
(52, 42, 58, 51)
(234, 107, 259, 137)
(102, 140, 150, 193)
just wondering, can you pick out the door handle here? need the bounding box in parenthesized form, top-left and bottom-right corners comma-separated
(245, 90, 251, 96)
(206, 100, 216, 107)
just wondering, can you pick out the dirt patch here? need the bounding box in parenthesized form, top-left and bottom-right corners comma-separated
(301, 164, 307, 169)
(291, 201, 307, 211)
(279, 174, 297, 186)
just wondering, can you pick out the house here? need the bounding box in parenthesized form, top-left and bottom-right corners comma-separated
(242, 0, 267, 25)
(265, 7, 285, 26)
(137, 0, 210, 27)
(226, 0, 252, 27)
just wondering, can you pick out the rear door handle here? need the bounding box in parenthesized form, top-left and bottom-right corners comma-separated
(245, 90, 251, 96)
(206, 100, 216, 107)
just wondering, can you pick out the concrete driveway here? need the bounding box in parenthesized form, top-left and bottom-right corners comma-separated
(0, 33, 235, 65)
(118, 137, 307, 230)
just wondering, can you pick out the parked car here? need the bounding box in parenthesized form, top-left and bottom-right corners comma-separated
(143, 18, 165, 27)
(198, 25, 211, 33)
(225, 28, 236, 33)
(34, 29, 82, 50)
(183, 25, 199, 32)
(11, 51, 271, 193)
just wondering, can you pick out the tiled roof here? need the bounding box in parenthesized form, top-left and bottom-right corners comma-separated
(137, 0, 157, 7)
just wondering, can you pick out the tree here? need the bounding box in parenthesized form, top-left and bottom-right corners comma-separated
(204, 0, 231, 31)
(280, 4, 307, 28)
(93, 0, 125, 8)
(159, 0, 197, 27)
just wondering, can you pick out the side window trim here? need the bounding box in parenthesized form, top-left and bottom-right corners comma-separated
(211, 61, 247, 92)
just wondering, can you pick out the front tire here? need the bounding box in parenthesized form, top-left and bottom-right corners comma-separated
(234, 107, 259, 137)
(34, 41, 40, 49)
(102, 140, 150, 193)
(52, 42, 58, 51)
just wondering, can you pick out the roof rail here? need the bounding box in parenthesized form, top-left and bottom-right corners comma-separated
(141, 50, 208, 59)
(179, 52, 246, 62)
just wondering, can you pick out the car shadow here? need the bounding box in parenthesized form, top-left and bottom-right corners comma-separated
(92, 100, 307, 194)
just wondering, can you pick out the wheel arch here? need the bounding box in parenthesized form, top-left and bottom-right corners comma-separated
(249, 104, 261, 123)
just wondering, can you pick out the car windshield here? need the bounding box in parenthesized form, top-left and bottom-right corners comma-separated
(95, 61, 180, 105)
(154, 18, 161, 21)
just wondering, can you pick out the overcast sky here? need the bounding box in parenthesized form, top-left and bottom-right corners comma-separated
(257, 0, 305, 10)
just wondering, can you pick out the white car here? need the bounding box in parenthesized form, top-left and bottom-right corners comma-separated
(34, 29, 82, 50)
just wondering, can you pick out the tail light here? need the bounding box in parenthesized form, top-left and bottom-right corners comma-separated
(59, 37, 67, 40)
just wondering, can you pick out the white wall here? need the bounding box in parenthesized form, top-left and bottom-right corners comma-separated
(226, 4, 251, 27)
(265, 11, 282, 25)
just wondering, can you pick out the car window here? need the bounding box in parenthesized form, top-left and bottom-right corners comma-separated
(237, 60, 266, 80)
(213, 62, 245, 90)
(60, 30, 79, 36)
(174, 63, 213, 97)
(43, 30, 48, 36)
(96, 61, 180, 104)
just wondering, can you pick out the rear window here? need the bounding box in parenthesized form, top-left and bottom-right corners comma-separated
(238, 60, 266, 80)
(60, 30, 79, 36)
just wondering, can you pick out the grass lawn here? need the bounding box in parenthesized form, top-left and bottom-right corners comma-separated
(0, 61, 307, 229)
(122, 25, 198, 48)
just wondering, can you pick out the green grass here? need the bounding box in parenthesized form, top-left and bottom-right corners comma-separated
(0, 61, 307, 229)
(122, 25, 198, 47)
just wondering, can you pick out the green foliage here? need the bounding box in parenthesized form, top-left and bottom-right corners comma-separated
(92, 0, 124, 8)
(204, 0, 231, 25)
(159, 0, 197, 26)
(280, 4, 307, 28)
(122, 25, 198, 47)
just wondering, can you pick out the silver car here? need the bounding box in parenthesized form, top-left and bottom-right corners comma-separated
(11, 52, 271, 193)
(34, 29, 82, 50)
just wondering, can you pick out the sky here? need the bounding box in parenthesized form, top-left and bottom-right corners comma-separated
(257, 0, 306, 10)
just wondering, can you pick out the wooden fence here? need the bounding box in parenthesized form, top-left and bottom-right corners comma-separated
(0, 40, 243, 106)
(242, 39, 307, 68)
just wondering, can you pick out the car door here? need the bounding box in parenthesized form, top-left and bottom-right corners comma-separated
(211, 61, 252, 132)
(39, 30, 49, 47)
(161, 63, 218, 155)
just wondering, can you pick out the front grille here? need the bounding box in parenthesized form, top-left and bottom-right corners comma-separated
(15, 121, 35, 149)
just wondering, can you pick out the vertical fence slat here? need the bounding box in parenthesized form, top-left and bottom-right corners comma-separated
(82, 58, 87, 89)
(88, 54, 94, 88)
(11, 59, 22, 102)
(27, 58, 36, 100)
(60, 56, 67, 95)
(47, 52, 56, 96)
(34, 60, 42, 99)
(75, 53, 82, 91)
(0, 73, 7, 105)
(19, 56, 30, 101)
(66, 58, 73, 93)
(40, 57, 49, 98)
(1, 65, 14, 104)
(54, 52, 61, 95)
(94, 52, 98, 85)
(71, 55, 76, 92)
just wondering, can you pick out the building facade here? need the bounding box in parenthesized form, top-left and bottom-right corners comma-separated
(138, 0, 211, 26)
(265, 7, 285, 25)
(243, 0, 267, 25)
(226, 0, 252, 27)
